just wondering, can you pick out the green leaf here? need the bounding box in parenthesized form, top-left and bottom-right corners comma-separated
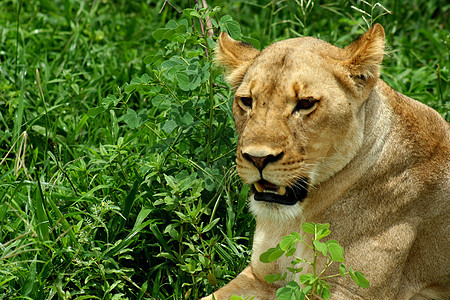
(161, 57, 187, 73)
(280, 234, 298, 251)
(162, 28, 176, 40)
(186, 49, 203, 58)
(286, 267, 303, 274)
(219, 15, 232, 23)
(285, 247, 296, 257)
(224, 22, 241, 39)
(165, 223, 180, 240)
(302, 222, 315, 234)
(189, 74, 202, 90)
(292, 232, 302, 240)
(277, 281, 304, 300)
(143, 53, 163, 64)
(152, 95, 171, 110)
(301, 286, 311, 294)
(275, 288, 292, 300)
(241, 36, 260, 49)
(71, 83, 79, 95)
(179, 18, 189, 28)
(313, 240, 328, 257)
(317, 281, 331, 300)
(166, 20, 178, 29)
(181, 112, 193, 125)
(130, 77, 142, 84)
(264, 273, 281, 284)
(162, 120, 178, 134)
(268, 249, 285, 262)
(175, 72, 190, 91)
(133, 208, 153, 232)
(141, 73, 150, 83)
(316, 223, 331, 240)
(102, 94, 122, 109)
(207, 37, 216, 50)
(152, 28, 169, 40)
(124, 108, 144, 129)
(12, 69, 25, 148)
(175, 23, 188, 34)
(202, 218, 220, 233)
(339, 263, 347, 277)
(22, 254, 37, 295)
(260, 247, 284, 263)
(121, 179, 139, 222)
(163, 174, 176, 188)
(355, 271, 370, 288)
(317, 223, 330, 232)
(326, 240, 345, 262)
(349, 268, 358, 285)
(87, 106, 105, 118)
(72, 114, 89, 141)
(189, 10, 201, 18)
(299, 274, 314, 285)
(204, 177, 216, 192)
(138, 109, 148, 122)
(125, 83, 140, 94)
(219, 15, 242, 39)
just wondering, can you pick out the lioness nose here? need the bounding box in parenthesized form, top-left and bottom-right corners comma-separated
(242, 151, 284, 171)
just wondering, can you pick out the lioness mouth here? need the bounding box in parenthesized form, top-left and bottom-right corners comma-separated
(253, 178, 308, 205)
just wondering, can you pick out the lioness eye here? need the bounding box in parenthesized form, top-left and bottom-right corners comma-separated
(240, 97, 253, 108)
(293, 97, 318, 112)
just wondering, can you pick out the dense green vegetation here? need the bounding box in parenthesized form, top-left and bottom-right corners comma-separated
(0, 0, 448, 299)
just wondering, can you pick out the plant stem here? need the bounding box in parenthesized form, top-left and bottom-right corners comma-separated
(202, 17, 215, 164)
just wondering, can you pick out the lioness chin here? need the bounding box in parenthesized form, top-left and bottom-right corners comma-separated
(203, 24, 449, 300)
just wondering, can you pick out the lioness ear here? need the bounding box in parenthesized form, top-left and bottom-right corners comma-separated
(215, 32, 260, 89)
(344, 24, 385, 84)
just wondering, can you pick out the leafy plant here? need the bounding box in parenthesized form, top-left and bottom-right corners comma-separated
(260, 223, 369, 300)
(82, 4, 257, 298)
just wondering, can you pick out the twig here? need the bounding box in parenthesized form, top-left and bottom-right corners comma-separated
(195, 0, 205, 36)
(159, 0, 182, 14)
(195, 0, 208, 57)
(201, 0, 214, 38)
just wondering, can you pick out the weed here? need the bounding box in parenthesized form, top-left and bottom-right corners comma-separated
(259, 223, 369, 300)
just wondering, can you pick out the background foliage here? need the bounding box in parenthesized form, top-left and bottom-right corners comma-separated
(0, 0, 448, 299)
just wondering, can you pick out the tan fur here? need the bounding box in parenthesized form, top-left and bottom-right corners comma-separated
(204, 24, 450, 299)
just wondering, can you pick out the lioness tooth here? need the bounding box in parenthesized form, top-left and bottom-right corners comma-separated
(264, 190, 277, 194)
(254, 182, 264, 193)
(278, 186, 286, 196)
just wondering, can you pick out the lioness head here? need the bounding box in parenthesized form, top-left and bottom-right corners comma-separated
(216, 25, 385, 218)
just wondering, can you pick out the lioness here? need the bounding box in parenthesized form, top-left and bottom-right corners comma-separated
(204, 24, 449, 299)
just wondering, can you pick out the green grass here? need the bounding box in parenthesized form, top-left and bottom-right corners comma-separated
(0, 0, 448, 299)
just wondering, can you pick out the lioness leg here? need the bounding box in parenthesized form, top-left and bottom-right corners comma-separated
(202, 266, 277, 300)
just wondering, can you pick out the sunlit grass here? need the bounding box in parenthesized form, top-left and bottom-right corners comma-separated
(0, 0, 447, 298)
